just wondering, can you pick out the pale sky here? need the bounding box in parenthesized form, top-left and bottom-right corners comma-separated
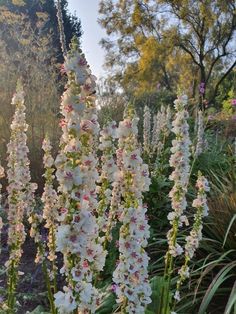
(67, 0, 107, 79)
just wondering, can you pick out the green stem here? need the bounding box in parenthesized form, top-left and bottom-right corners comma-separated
(42, 258, 57, 314)
(38, 242, 57, 314)
(7, 260, 17, 314)
(51, 227, 58, 294)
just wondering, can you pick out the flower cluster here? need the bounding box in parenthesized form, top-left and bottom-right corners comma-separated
(195, 110, 204, 157)
(0, 161, 4, 204)
(6, 81, 37, 310)
(143, 105, 151, 153)
(55, 38, 106, 313)
(199, 82, 205, 95)
(166, 95, 191, 258)
(113, 105, 152, 314)
(151, 105, 172, 156)
(28, 148, 58, 266)
(97, 121, 118, 239)
(0, 163, 4, 254)
(174, 172, 210, 301)
(41, 137, 59, 265)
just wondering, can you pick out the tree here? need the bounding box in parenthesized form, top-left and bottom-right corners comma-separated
(0, 0, 82, 188)
(99, 0, 236, 105)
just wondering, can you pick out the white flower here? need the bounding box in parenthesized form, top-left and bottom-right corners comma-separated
(11, 90, 25, 105)
(57, 166, 82, 192)
(174, 290, 181, 301)
(54, 288, 77, 314)
(56, 224, 71, 252)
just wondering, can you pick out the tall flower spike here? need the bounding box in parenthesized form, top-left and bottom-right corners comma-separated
(6, 80, 37, 311)
(166, 95, 191, 260)
(42, 137, 59, 266)
(97, 121, 118, 242)
(113, 104, 152, 314)
(234, 137, 236, 157)
(143, 105, 151, 153)
(195, 110, 204, 157)
(0, 161, 4, 255)
(54, 38, 106, 314)
(151, 111, 161, 153)
(166, 105, 172, 133)
(56, 0, 67, 58)
(174, 172, 210, 303)
(151, 106, 172, 156)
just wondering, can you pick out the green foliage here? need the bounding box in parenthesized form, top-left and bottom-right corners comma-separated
(146, 276, 171, 314)
(27, 305, 50, 314)
(222, 88, 235, 115)
(215, 71, 236, 108)
(96, 289, 117, 314)
(193, 131, 235, 194)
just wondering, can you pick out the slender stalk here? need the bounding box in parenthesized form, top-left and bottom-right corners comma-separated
(39, 242, 57, 314)
(56, 0, 67, 58)
(7, 260, 16, 314)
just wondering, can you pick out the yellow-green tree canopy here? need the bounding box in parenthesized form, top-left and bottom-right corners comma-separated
(99, 0, 236, 103)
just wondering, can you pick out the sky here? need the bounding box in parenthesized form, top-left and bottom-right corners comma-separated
(67, 0, 107, 79)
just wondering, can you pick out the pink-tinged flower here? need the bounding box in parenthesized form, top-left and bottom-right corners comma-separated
(59, 119, 66, 127)
(78, 57, 87, 66)
(231, 99, 236, 106)
(111, 283, 117, 293)
(199, 87, 205, 94)
(208, 115, 214, 121)
(124, 120, 132, 128)
(60, 63, 66, 75)
(82, 260, 89, 268)
(199, 82, 205, 95)
(203, 99, 209, 107)
(64, 104, 73, 112)
(81, 120, 93, 132)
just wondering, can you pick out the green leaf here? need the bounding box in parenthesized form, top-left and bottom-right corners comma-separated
(96, 290, 116, 314)
(27, 305, 50, 314)
(224, 280, 236, 314)
(223, 214, 236, 248)
(146, 276, 170, 314)
(198, 262, 236, 314)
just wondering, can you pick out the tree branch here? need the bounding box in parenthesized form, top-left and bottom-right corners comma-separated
(209, 60, 236, 103)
